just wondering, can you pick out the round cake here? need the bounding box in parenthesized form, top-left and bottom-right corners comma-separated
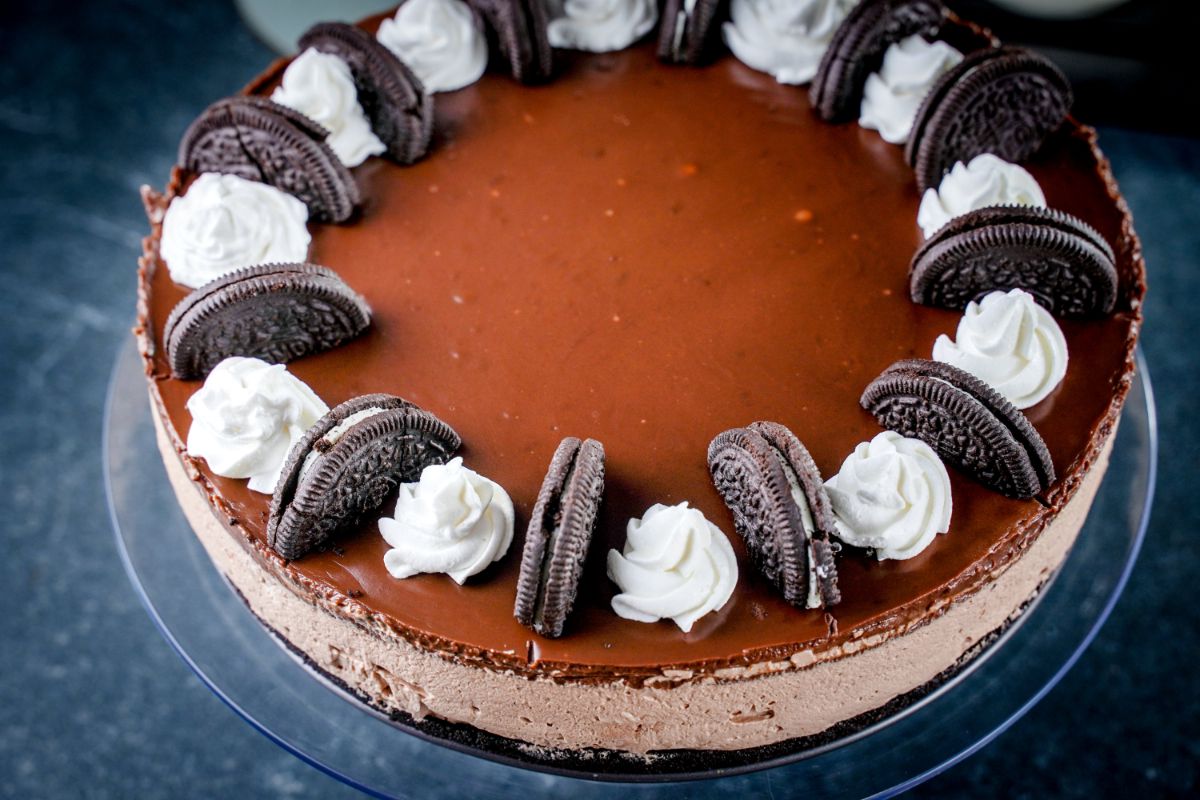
(135, 0, 1144, 772)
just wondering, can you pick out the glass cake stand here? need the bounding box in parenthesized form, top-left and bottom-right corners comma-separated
(105, 340, 1156, 799)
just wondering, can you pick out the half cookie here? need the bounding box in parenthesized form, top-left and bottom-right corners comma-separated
(810, 0, 946, 123)
(657, 0, 724, 66)
(708, 422, 840, 609)
(906, 46, 1072, 192)
(178, 96, 361, 223)
(860, 359, 1055, 498)
(467, 0, 553, 84)
(909, 205, 1118, 317)
(298, 22, 434, 165)
(268, 394, 462, 560)
(514, 437, 606, 638)
(163, 263, 371, 380)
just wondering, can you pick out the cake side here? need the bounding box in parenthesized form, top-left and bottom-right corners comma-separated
(152, 400, 1113, 753)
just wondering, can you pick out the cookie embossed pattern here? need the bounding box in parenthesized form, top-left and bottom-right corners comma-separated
(135, 0, 1144, 770)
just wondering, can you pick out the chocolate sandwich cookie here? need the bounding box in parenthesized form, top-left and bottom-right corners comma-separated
(860, 359, 1055, 499)
(466, 0, 553, 84)
(708, 422, 840, 609)
(910, 204, 1118, 317)
(810, 0, 946, 123)
(268, 394, 462, 560)
(906, 46, 1072, 192)
(657, 0, 724, 66)
(178, 96, 361, 223)
(163, 263, 371, 380)
(298, 22, 434, 165)
(514, 437, 606, 638)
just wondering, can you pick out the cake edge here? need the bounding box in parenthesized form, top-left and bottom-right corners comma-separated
(151, 401, 1114, 754)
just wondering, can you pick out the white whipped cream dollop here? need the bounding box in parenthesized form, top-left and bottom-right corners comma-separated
(160, 172, 311, 289)
(723, 0, 857, 85)
(547, 0, 659, 53)
(824, 432, 952, 561)
(917, 154, 1047, 238)
(376, 0, 488, 93)
(933, 289, 1069, 410)
(859, 35, 962, 144)
(607, 502, 738, 633)
(380, 457, 514, 584)
(270, 47, 386, 167)
(186, 357, 329, 494)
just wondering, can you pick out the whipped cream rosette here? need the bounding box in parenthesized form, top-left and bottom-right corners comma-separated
(824, 431, 953, 561)
(186, 357, 328, 494)
(607, 502, 738, 632)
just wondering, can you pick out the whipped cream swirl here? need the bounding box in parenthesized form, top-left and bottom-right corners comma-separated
(186, 357, 328, 494)
(271, 47, 386, 167)
(723, 0, 856, 85)
(376, 0, 488, 93)
(859, 35, 962, 144)
(160, 172, 311, 289)
(380, 458, 515, 584)
(824, 432, 952, 561)
(917, 153, 1047, 238)
(547, 0, 658, 53)
(933, 289, 1069, 409)
(607, 502, 738, 633)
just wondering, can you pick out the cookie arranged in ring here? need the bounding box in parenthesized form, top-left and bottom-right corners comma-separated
(810, 0, 946, 123)
(906, 46, 1072, 192)
(467, 0, 553, 84)
(268, 394, 462, 560)
(178, 96, 361, 223)
(514, 437, 606, 638)
(708, 421, 840, 609)
(860, 359, 1055, 499)
(657, 0, 724, 66)
(909, 205, 1118, 317)
(298, 22, 434, 165)
(163, 263, 371, 380)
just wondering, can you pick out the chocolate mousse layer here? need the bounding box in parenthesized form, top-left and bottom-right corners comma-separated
(139, 35, 1142, 681)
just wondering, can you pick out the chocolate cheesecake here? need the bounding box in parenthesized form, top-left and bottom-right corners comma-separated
(135, 2, 1144, 769)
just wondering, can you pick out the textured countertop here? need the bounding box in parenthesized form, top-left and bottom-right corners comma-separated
(1, 2, 1195, 797)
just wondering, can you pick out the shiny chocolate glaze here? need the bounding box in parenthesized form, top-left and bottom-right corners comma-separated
(138, 31, 1143, 682)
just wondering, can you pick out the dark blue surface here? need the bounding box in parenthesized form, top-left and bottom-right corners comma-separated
(0, 2, 1195, 797)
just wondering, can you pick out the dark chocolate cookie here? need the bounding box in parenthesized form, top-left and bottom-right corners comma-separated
(298, 22, 434, 165)
(909, 204, 1117, 317)
(268, 394, 461, 560)
(178, 96, 361, 223)
(514, 437, 606, 638)
(708, 421, 840, 608)
(657, 0, 725, 65)
(163, 263, 371, 380)
(906, 46, 1072, 191)
(860, 359, 1055, 498)
(466, 0, 553, 83)
(810, 0, 946, 122)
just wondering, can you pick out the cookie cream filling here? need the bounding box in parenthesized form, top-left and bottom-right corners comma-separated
(270, 47, 387, 167)
(159, 172, 311, 289)
(933, 289, 1069, 410)
(824, 432, 952, 561)
(723, 0, 857, 85)
(379, 457, 515, 584)
(917, 154, 1047, 238)
(607, 502, 738, 632)
(859, 35, 963, 144)
(778, 460, 824, 609)
(298, 406, 388, 482)
(376, 0, 488, 93)
(547, 0, 659, 53)
(186, 357, 328, 494)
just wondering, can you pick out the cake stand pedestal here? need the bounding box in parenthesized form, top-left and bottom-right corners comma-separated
(106, 340, 1155, 798)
